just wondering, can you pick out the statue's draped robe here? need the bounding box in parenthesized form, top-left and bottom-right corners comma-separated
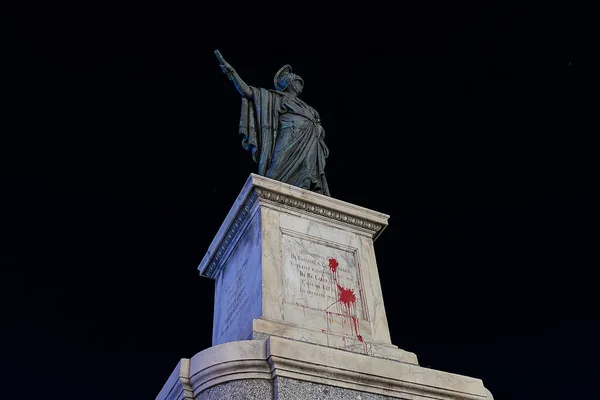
(238, 86, 330, 196)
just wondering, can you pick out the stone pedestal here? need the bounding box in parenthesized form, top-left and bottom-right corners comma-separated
(156, 174, 494, 400)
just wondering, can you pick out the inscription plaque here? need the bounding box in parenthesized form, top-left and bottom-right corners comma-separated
(212, 214, 262, 345)
(218, 260, 250, 337)
(281, 232, 365, 320)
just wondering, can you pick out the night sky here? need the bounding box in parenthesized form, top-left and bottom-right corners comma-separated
(3, 2, 596, 399)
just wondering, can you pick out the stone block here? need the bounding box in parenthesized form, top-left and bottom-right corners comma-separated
(198, 174, 402, 358)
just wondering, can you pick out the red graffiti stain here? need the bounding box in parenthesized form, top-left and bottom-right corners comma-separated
(328, 257, 339, 286)
(328, 257, 339, 273)
(337, 284, 356, 313)
(351, 316, 363, 342)
(324, 256, 365, 348)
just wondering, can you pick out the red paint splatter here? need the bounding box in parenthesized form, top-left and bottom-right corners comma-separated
(328, 258, 339, 290)
(337, 284, 356, 315)
(325, 256, 365, 347)
(328, 257, 339, 273)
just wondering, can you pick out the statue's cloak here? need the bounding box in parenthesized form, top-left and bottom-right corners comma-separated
(238, 86, 330, 196)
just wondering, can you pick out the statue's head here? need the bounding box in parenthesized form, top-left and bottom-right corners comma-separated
(274, 64, 304, 95)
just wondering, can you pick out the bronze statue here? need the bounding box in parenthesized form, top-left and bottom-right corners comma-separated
(215, 50, 330, 196)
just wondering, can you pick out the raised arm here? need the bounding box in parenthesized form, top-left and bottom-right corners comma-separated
(215, 50, 253, 99)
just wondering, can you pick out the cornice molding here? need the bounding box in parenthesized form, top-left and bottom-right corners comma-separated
(255, 187, 384, 233)
(202, 191, 258, 278)
(199, 174, 390, 278)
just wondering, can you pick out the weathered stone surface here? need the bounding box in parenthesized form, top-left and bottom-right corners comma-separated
(275, 377, 393, 400)
(156, 337, 490, 400)
(198, 174, 402, 359)
(197, 379, 273, 400)
(252, 319, 417, 364)
(211, 206, 262, 345)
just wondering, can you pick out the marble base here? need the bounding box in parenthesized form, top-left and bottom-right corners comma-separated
(198, 174, 403, 357)
(155, 337, 493, 400)
(158, 175, 494, 400)
(252, 318, 418, 365)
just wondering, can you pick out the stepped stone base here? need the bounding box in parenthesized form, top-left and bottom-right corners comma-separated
(156, 337, 493, 400)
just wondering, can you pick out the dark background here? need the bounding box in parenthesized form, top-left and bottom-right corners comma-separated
(3, 2, 596, 399)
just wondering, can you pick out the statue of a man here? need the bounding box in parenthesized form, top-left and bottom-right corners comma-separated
(215, 50, 330, 196)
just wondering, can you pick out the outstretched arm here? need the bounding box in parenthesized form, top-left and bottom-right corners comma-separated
(222, 64, 253, 99)
(215, 51, 253, 99)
